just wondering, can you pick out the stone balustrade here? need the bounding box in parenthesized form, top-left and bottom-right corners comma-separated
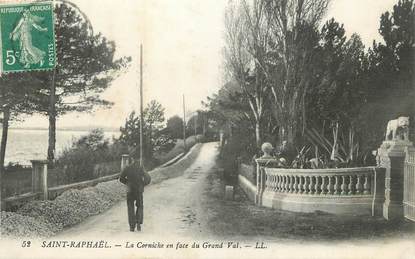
(264, 168, 376, 196)
(257, 166, 385, 216)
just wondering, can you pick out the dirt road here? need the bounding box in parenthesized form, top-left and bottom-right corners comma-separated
(58, 142, 220, 240)
(4, 142, 415, 259)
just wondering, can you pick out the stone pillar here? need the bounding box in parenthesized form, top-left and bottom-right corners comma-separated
(255, 158, 279, 206)
(254, 143, 279, 206)
(121, 154, 130, 171)
(377, 140, 414, 220)
(31, 160, 48, 200)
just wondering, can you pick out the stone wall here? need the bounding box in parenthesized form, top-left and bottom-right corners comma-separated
(238, 174, 256, 202)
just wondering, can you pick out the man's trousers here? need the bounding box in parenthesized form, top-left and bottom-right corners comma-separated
(126, 191, 143, 229)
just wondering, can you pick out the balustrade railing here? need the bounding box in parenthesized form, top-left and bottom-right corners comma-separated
(263, 167, 380, 196)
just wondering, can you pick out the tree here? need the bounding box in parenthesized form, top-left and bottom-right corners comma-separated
(144, 100, 166, 148)
(367, 0, 414, 99)
(308, 18, 368, 128)
(166, 116, 184, 139)
(32, 2, 130, 161)
(0, 72, 42, 209)
(119, 101, 175, 162)
(203, 81, 251, 134)
(264, 0, 329, 147)
(186, 114, 198, 136)
(358, 0, 415, 149)
(224, 0, 271, 149)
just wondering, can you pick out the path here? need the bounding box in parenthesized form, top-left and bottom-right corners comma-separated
(5, 142, 415, 259)
(57, 142, 220, 240)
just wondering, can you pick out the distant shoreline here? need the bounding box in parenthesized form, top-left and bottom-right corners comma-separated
(7, 127, 120, 133)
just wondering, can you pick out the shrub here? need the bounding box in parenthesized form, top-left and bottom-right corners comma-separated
(220, 133, 255, 185)
(55, 129, 127, 183)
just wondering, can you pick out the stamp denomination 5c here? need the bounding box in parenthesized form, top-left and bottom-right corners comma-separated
(0, 2, 55, 73)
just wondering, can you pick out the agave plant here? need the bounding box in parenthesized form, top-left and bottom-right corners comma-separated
(291, 146, 311, 169)
(305, 122, 363, 168)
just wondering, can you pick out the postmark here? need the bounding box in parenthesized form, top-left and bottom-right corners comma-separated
(0, 1, 55, 73)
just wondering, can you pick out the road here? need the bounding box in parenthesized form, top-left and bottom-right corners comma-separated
(57, 142, 220, 240)
(5, 142, 415, 259)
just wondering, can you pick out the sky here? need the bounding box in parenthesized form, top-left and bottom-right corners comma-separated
(14, 0, 397, 129)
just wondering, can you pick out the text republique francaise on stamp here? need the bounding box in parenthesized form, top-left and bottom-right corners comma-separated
(0, 1, 55, 73)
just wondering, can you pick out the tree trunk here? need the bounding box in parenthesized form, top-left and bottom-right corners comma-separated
(0, 108, 10, 210)
(48, 70, 57, 162)
(47, 114, 56, 162)
(255, 121, 262, 149)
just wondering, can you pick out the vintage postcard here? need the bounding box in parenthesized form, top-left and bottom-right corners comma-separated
(0, 0, 414, 258)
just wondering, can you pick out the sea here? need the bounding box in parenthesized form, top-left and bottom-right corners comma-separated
(1, 129, 120, 166)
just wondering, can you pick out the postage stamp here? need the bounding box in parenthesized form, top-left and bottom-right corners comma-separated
(0, 1, 55, 73)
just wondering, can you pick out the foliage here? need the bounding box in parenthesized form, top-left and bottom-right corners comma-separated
(223, 0, 270, 147)
(264, 0, 329, 146)
(210, 0, 414, 168)
(305, 123, 375, 168)
(307, 19, 368, 128)
(357, 0, 415, 150)
(55, 129, 127, 183)
(31, 3, 131, 116)
(23, 2, 130, 161)
(119, 100, 175, 162)
(220, 122, 257, 169)
(186, 112, 205, 136)
(4, 162, 26, 172)
(165, 115, 184, 139)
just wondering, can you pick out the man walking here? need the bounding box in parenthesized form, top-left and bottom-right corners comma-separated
(119, 160, 150, 232)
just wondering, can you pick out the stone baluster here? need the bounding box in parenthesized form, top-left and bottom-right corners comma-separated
(278, 175, 281, 192)
(309, 176, 314, 194)
(272, 175, 276, 191)
(288, 176, 293, 193)
(334, 176, 340, 195)
(304, 176, 310, 194)
(320, 176, 326, 195)
(314, 176, 320, 194)
(293, 176, 298, 193)
(363, 174, 370, 195)
(298, 176, 304, 194)
(275, 175, 280, 192)
(284, 175, 289, 193)
(327, 176, 333, 195)
(277, 175, 282, 192)
(341, 175, 347, 195)
(355, 175, 363, 194)
(348, 175, 353, 195)
(273, 175, 276, 191)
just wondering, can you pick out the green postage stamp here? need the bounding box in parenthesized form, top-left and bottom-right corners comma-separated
(0, 2, 55, 73)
